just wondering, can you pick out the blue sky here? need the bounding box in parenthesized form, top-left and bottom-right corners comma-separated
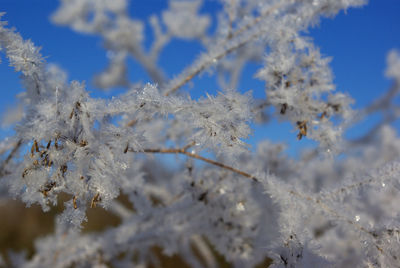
(0, 0, 399, 156)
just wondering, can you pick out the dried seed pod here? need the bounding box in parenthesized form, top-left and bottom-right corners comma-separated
(91, 193, 101, 208)
(280, 103, 288, 114)
(296, 121, 307, 140)
(73, 196, 78, 209)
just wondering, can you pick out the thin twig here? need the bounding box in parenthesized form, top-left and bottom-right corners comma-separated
(127, 146, 259, 182)
(182, 141, 196, 151)
(125, 119, 138, 128)
(322, 177, 375, 199)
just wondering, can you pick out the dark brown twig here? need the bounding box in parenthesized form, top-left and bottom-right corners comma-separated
(127, 145, 258, 182)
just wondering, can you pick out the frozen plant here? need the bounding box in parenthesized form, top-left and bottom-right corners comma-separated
(0, 0, 400, 267)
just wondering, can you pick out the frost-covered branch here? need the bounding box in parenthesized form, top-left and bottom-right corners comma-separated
(127, 144, 259, 182)
(2, 0, 400, 267)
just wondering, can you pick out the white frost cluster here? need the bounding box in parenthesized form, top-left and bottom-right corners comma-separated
(1, 1, 400, 267)
(162, 0, 210, 39)
(51, 0, 128, 33)
(386, 49, 400, 83)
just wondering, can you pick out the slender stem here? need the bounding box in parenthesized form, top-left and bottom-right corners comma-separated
(128, 146, 259, 182)
(182, 141, 196, 151)
(125, 119, 137, 128)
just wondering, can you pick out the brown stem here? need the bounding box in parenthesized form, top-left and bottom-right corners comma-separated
(127, 146, 259, 182)
(182, 141, 196, 151)
(126, 119, 138, 128)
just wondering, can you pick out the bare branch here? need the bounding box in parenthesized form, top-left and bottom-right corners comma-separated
(128, 145, 259, 182)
